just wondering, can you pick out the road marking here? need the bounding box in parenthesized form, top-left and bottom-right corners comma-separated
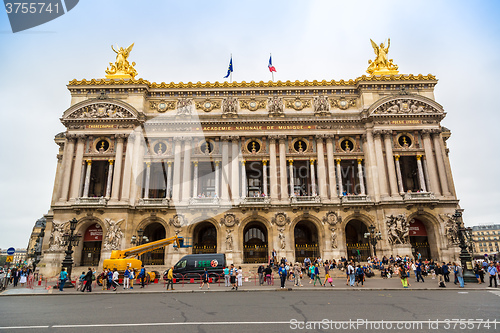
(52, 321, 291, 328)
(488, 290, 500, 297)
(0, 326, 49, 330)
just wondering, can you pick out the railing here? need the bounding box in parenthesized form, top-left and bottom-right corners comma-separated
(193, 245, 217, 254)
(290, 196, 321, 204)
(341, 195, 370, 203)
(137, 198, 170, 206)
(74, 197, 108, 206)
(295, 243, 319, 263)
(189, 197, 220, 205)
(241, 197, 271, 204)
(403, 192, 435, 200)
(243, 245, 268, 264)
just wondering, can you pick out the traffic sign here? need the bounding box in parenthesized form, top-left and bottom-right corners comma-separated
(6, 256, 13, 263)
(6, 247, 15, 255)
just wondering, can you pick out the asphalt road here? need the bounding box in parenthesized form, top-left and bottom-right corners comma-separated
(0, 290, 499, 333)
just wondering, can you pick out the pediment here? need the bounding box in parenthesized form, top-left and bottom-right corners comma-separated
(61, 97, 139, 123)
(368, 94, 444, 116)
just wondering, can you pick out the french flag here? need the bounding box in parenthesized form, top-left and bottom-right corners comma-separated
(268, 55, 276, 72)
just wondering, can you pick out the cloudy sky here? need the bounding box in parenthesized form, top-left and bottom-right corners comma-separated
(0, 0, 499, 248)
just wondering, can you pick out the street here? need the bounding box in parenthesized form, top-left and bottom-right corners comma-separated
(0, 290, 499, 332)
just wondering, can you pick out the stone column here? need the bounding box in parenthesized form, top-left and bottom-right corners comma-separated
(214, 161, 220, 198)
(181, 138, 192, 202)
(421, 130, 441, 195)
(357, 158, 366, 195)
(241, 160, 246, 198)
(59, 135, 75, 202)
(120, 132, 136, 203)
(144, 162, 151, 199)
(262, 160, 268, 196)
(373, 130, 389, 198)
(82, 160, 92, 198)
(221, 137, 230, 203)
(279, 135, 289, 200)
(268, 136, 279, 201)
(336, 158, 344, 196)
(130, 135, 145, 205)
(105, 160, 114, 198)
(289, 159, 294, 197)
(432, 130, 451, 196)
(316, 135, 327, 199)
(231, 137, 240, 200)
(310, 159, 317, 196)
(416, 155, 427, 192)
(325, 136, 338, 200)
(172, 137, 183, 203)
(166, 161, 173, 198)
(110, 135, 124, 201)
(383, 131, 399, 198)
(422, 156, 431, 193)
(363, 131, 379, 200)
(192, 161, 199, 197)
(394, 155, 404, 194)
(69, 135, 85, 201)
(78, 161, 86, 198)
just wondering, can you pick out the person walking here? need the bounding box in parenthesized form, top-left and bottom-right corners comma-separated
(82, 268, 93, 292)
(77, 271, 85, 291)
(399, 264, 409, 288)
(442, 262, 450, 283)
(139, 265, 146, 288)
(436, 263, 446, 288)
(488, 262, 498, 288)
(347, 262, 355, 287)
(230, 264, 237, 290)
(58, 267, 67, 291)
(200, 267, 210, 290)
(129, 268, 135, 289)
(264, 265, 272, 285)
(223, 266, 230, 287)
(258, 265, 264, 286)
(355, 265, 365, 287)
(416, 260, 425, 283)
(123, 267, 130, 290)
(112, 268, 119, 291)
(455, 263, 464, 288)
(165, 266, 174, 290)
(237, 266, 243, 287)
(313, 264, 322, 286)
(294, 262, 303, 286)
(279, 263, 287, 289)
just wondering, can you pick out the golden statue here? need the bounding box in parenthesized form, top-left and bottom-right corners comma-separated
(105, 43, 138, 79)
(367, 39, 399, 76)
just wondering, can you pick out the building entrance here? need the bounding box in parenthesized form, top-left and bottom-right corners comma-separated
(294, 221, 319, 263)
(345, 219, 370, 261)
(193, 222, 217, 254)
(243, 222, 268, 263)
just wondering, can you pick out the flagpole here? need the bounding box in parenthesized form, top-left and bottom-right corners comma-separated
(270, 53, 274, 82)
(230, 53, 232, 83)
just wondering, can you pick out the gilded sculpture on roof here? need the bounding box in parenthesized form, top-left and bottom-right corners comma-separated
(367, 39, 399, 76)
(105, 43, 138, 79)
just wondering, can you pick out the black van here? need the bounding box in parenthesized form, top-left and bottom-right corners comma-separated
(163, 253, 226, 281)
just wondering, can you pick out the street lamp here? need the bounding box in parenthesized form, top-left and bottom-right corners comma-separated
(453, 210, 476, 283)
(364, 224, 382, 257)
(60, 218, 82, 288)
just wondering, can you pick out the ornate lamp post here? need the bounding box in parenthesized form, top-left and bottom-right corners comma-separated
(60, 218, 82, 288)
(32, 225, 46, 273)
(453, 209, 476, 283)
(364, 224, 382, 258)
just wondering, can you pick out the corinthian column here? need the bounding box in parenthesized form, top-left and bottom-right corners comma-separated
(363, 132, 379, 200)
(279, 135, 288, 200)
(289, 159, 295, 197)
(373, 130, 389, 198)
(310, 159, 317, 196)
(241, 160, 246, 199)
(82, 160, 92, 198)
(416, 155, 427, 192)
(268, 136, 278, 201)
(394, 155, 404, 194)
(315, 135, 327, 199)
(336, 158, 344, 196)
(432, 130, 451, 196)
(110, 135, 124, 201)
(69, 135, 85, 201)
(383, 131, 399, 198)
(421, 130, 441, 196)
(221, 137, 230, 203)
(262, 160, 268, 196)
(172, 137, 183, 203)
(357, 158, 366, 195)
(214, 161, 220, 198)
(120, 132, 136, 203)
(105, 160, 113, 198)
(192, 161, 199, 197)
(325, 136, 338, 200)
(181, 138, 192, 203)
(59, 135, 75, 202)
(144, 162, 151, 199)
(231, 136, 240, 201)
(166, 161, 172, 198)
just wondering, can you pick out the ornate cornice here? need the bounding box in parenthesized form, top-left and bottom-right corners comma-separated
(68, 74, 437, 88)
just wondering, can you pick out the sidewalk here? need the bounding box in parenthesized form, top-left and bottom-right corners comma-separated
(1, 276, 494, 296)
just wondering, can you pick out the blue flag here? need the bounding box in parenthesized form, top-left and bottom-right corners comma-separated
(223, 57, 233, 78)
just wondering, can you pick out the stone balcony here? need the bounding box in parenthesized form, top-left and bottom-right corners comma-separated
(403, 192, 436, 201)
(73, 197, 108, 207)
(341, 195, 371, 204)
(188, 197, 220, 206)
(290, 195, 321, 206)
(137, 198, 170, 207)
(240, 196, 271, 206)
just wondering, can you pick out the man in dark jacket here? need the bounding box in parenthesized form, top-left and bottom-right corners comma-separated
(436, 263, 446, 287)
(442, 262, 450, 283)
(257, 265, 264, 286)
(82, 267, 93, 292)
